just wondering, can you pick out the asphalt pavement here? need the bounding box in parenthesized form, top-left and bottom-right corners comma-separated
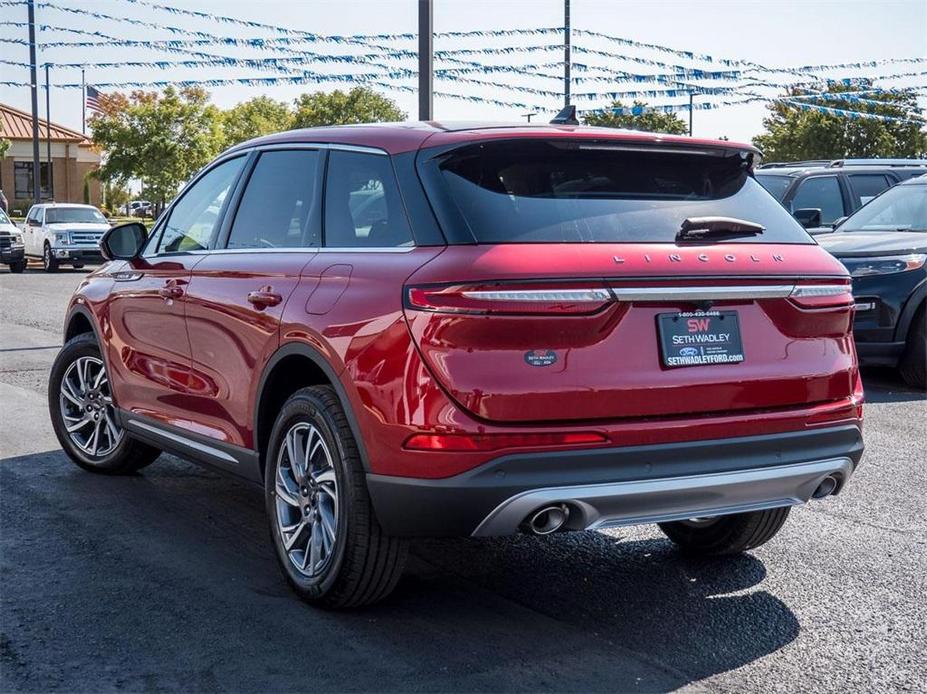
(1, 264, 925, 693)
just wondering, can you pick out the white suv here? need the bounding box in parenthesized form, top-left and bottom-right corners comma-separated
(22, 204, 110, 272)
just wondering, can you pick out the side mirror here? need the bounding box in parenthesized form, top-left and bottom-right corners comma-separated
(793, 208, 822, 228)
(831, 216, 847, 229)
(100, 221, 147, 261)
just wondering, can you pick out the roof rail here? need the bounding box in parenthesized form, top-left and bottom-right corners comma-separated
(758, 160, 831, 169)
(829, 158, 927, 168)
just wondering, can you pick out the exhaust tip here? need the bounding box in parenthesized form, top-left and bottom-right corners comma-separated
(524, 504, 569, 535)
(812, 475, 839, 499)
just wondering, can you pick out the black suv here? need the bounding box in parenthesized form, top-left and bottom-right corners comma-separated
(817, 175, 926, 388)
(756, 159, 927, 234)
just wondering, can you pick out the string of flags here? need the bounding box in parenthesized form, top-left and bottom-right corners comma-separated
(0, 0, 923, 123)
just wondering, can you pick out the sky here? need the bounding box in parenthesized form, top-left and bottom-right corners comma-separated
(1, 0, 925, 144)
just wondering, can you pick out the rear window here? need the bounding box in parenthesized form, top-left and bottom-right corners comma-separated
(426, 139, 812, 244)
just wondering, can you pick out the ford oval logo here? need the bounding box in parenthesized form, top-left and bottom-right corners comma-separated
(679, 347, 700, 357)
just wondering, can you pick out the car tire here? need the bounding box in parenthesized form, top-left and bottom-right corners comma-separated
(42, 243, 58, 273)
(898, 305, 925, 390)
(48, 333, 161, 474)
(658, 507, 791, 555)
(265, 385, 408, 608)
(8, 259, 26, 273)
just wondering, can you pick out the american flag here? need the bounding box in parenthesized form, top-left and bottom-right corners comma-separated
(85, 85, 104, 114)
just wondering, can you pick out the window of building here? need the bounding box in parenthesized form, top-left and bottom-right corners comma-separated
(14, 161, 52, 200)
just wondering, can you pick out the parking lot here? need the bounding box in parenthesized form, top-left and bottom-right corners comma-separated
(1, 265, 925, 692)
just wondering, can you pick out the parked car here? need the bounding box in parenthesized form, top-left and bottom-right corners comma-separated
(48, 123, 864, 608)
(22, 203, 109, 272)
(123, 200, 152, 218)
(818, 175, 926, 388)
(756, 159, 927, 234)
(0, 207, 26, 272)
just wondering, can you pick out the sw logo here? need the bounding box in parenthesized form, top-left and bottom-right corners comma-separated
(679, 347, 700, 357)
(687, 318, 711, 332)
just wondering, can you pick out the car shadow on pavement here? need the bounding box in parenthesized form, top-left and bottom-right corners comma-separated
(1, 450, 798, 692)
(860, 367, 926, 403)
(410, 532, 798, 686)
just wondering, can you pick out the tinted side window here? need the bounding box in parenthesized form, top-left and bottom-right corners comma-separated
(790, 176, 844, 224)
(156, 157, 245, 253)
(848, 174, 891, 207)
(324, 151, 413, 248)
(227, 150, 321, 249)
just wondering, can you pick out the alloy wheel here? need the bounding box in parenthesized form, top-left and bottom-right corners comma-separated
(58, 356, 123, 457)
(274, 422, 339, 577)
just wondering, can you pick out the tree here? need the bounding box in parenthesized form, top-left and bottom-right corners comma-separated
(90, 87, 223, 210)
(0, 138, 10, 158)
(583, 100, 689, 135)
(291, 87, 405, 128)
(753, 83, 927, 161)
(221, 96, 293, 149)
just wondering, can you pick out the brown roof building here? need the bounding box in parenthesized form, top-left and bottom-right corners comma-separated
(0, 102, 102, 212)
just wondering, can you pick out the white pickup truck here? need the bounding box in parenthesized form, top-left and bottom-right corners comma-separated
(22, 203, 110, 272)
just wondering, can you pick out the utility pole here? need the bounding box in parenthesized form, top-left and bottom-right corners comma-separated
(689, 92, 694, 136)
(27, 0, 41, 203)
(418, 0, 433, 120)
(45, 62, 53, 200)
(563, 0, 571, 107)
(81, 67, 86, 134)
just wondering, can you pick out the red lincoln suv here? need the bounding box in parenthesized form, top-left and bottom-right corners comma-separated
(49, 122, 864, 608)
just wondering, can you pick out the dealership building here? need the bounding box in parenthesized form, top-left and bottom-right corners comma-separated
(0, 102, 102, 213)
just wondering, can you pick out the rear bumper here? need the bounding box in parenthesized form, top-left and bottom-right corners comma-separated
(367, 424, 864, 537)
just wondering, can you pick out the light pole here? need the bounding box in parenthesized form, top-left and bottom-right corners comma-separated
(27, 0, 41, 203)
(563, 0, 571, 107)
(418, 0, 433, 120)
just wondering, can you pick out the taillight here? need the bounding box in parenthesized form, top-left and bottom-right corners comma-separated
(403, 432, 608, 452)
(789, 283, 854, 309)
(405, 283, 613, 315)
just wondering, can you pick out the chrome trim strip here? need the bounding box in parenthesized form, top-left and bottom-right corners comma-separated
(317, 246, 416, 253)
(471, 457, 853, 537)
(610, 284, 794, 301)
(127, 420, 238, 465)
(152, 245, 416, 256)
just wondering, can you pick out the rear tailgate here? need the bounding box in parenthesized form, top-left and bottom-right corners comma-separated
(403, 243, 855, 424)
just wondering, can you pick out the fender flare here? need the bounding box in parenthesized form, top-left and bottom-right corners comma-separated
(64, 303, 104, 347)
(253, 342, 371, 473)
(894, 279, 927, 343)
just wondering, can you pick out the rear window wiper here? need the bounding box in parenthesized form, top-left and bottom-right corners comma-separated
(677, 216, 765, 243)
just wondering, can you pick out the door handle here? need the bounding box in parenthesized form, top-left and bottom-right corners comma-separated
(247, 288, 283, 309)
(158, 282, 185, 299)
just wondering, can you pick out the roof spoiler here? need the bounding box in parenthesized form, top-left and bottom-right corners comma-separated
(550, 105, 579, 126)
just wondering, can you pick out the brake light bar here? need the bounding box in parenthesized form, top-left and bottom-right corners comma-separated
(403, 432, 608, 452)
(406, 283, 613, 315)
(789, 284, 854, 308)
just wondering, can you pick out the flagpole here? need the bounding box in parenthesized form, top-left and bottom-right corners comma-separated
(81, 68, 86, 134)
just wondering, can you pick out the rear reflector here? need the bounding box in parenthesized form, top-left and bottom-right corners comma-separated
(403, 432, 608, 452)
(406, 283, 613, 315)
(789, 284, 854, 308)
